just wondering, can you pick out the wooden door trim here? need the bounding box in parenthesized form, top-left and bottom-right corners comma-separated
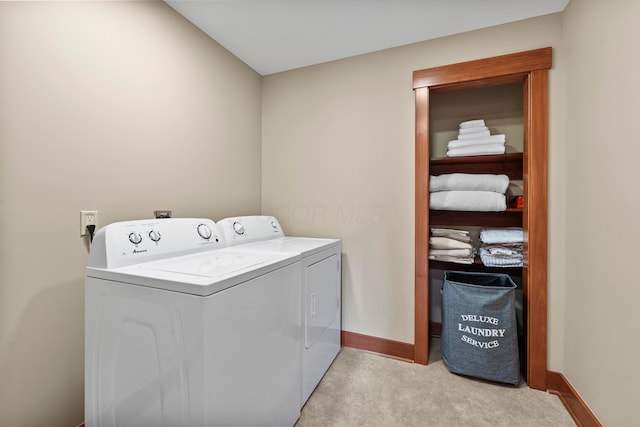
(413, 47, 551, 390)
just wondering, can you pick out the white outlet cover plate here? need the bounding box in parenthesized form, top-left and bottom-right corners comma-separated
(81, 210, 98, 236)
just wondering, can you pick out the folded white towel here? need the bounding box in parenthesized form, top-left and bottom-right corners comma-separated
(448, 134, 507, 149)
(435, 236, 471, 244)
(457, 130, 491, 140)
(429, 248, 474, 257)
(480, 228, 524, 244)
(430, 173, 509, 194)
(447, 144, 506, 157)
(429, 255, 475, 264)
(431, 227, 469, 236)
(458, 125, 489, 135)
(459, 119, 485, 128)
(430, 190, 506, 211)
(429, 236, 473, 250)
(430, 228, 471, 243)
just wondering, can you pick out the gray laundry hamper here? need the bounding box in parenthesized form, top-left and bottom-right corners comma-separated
(441, 271, 520, 385)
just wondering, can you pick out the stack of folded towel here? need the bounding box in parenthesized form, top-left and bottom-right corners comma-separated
(447, 119, 507, 157)
(478, 227, 524, 267)
(429, 173, 509, 211)
(429, 228, 475, 264)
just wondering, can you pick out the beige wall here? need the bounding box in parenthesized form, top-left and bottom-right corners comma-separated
(4, 1, 637, 425)
(0, 2, 261, 426)
(262, 13, 565, 364)
(562, 0, 640, 424)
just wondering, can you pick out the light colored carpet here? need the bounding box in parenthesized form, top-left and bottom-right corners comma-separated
(296, 341, 574, 427)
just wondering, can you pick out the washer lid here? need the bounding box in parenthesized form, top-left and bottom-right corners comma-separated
(144, 250, 275, 278)
(87, 248, 300, 296)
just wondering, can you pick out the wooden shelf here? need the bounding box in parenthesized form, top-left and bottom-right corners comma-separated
(429, 257, 523, 274)
(429, 153, 523, 179)
(430, 208, 522, 227)
(429, 153, 524, 227)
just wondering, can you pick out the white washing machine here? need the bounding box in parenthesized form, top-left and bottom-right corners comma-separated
(216, 215, 341, 405)
(85, 218, 302, 427)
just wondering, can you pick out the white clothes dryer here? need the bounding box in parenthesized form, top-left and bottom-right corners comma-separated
(85, 218, 302, 427)
(216, 215, 341, 405)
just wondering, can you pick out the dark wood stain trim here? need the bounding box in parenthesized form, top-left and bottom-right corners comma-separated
(414, 85, 430, 365)
(413, 47, 552, 89)
(547, 371, 602, 427)
(413, 47, 551, 391)
(341, 330, 414, 361)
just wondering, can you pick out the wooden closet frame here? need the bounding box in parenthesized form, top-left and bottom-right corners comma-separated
(413, 47, 552, 391)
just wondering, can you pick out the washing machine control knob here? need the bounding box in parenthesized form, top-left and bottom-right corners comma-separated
(128, 231, 143, 245)
(233, 221, 245, 235)
(148, 229, 161, 242)
(197, 224, 212, 240)
(270, 220, 278, 229)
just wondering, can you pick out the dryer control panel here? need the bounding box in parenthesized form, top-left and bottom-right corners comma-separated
(217, 216, 285, 246)
(88, 218, 225, 269)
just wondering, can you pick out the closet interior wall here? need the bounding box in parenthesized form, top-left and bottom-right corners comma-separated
(428, 84, 524, 324)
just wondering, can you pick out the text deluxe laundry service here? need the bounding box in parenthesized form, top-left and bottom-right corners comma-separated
(458, 314, 506, 349)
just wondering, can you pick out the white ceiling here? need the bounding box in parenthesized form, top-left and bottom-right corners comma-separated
(165, 0, 569, 76)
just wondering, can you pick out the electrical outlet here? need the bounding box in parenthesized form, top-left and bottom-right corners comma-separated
(154, 210, 172, 219)
(80, 210, 98, 236)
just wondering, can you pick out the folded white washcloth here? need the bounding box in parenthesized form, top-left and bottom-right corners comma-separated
(447, 134, 506, 149)
(429, 236, 473, 250)
(458, 125, 489, 135)
(430, 190, 506, 211)
(430, 173, 509, 194)
(457, 130, 491, 140)
(480, 228, 524, 244)
(485, 247, 521, 256)
(447, 144, 506, 157)
(479, 247, 523, 267)
(459, 119, 485, 128)
(483, 242, 523, 251)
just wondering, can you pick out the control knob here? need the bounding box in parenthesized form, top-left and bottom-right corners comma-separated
(197, 223, 212, 240)
(128, 231, 143, 245)
(148, 229, 161, 242)
(233, 221, 245, 235)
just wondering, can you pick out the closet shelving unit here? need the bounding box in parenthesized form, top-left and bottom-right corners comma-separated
(413, 48, 552, 391)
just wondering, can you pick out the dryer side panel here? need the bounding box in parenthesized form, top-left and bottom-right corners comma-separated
(304, 253, 341, 349)
(302, 252, 342, 404)
(203, 262, 302, 426)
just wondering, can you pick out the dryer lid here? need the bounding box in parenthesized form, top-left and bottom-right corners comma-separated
(239, 237, 341, 257)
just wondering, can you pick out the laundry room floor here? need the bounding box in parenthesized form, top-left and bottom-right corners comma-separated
(296, 338, 575, 427)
